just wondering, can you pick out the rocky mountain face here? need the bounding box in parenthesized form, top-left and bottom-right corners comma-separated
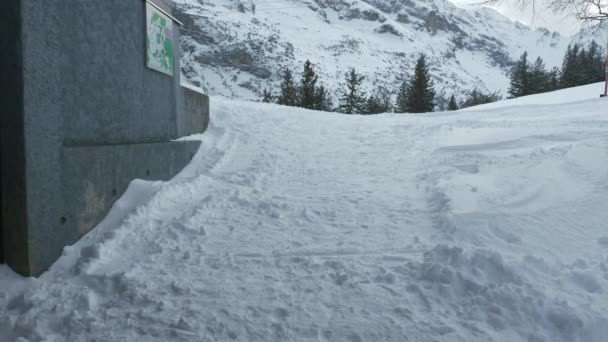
(172, 0, 570, 103)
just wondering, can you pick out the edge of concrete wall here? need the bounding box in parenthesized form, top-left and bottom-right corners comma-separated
(1, 0, 28, 269)
(179, 85, 211, 137)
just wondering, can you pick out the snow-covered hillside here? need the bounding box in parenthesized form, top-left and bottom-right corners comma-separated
(173, 0, 570, 101)
(2, 83, 608, 341)
(571, 22, 608, 47)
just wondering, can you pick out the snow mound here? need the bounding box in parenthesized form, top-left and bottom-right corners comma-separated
(414, 245, 587, 342)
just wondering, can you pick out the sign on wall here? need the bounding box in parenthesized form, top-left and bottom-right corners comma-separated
(146, 2, 174, 76)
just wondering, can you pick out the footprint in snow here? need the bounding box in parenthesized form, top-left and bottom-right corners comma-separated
(272, 307, 289, 321)
(597, 236, 608, 247)
(349, 332, 363, 342)
(330, 272, 349, 286)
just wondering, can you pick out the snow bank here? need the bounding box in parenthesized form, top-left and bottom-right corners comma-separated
(174, 0, 569, 101)
(461, 82, 606, 111)
(1, 85, 608, 341)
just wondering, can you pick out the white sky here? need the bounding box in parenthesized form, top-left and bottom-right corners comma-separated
(449, 0, 581, 36)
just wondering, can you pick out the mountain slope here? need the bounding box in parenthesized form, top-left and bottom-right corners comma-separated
(173, 0, 568, 102)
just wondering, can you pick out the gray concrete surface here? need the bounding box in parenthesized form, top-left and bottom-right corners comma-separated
(61, 0, 181, 145)
(0, 0, 26, 266)
(61, 141, 199, 246)
(1, 0, 208, 276)
(179, 86, 211, 137)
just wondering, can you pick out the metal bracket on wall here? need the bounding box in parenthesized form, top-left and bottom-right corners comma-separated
(145, 0, 183, 26)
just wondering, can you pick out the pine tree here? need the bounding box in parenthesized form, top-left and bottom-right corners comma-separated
(300, 60, 318, 109)
(405, 54, 435, 113)
(576, 47, 589, 85)
(508, 52, 530, 98)
(594, 41, 606, 82)
(277, 68, 298, 106)
(459, 88, 502, 109)
(259, 88, 274, 103)
(394, 79, 409, 113)
(377, 86, 393, 113)
(585, 41, 605, 83)
(561, 44, 580, 88)
(548, 67, 561, 91)
(339, 67, 366, 114)
(314, 84, 333, 111)
(529, 57, 549, 94)
(447, 94, 458, 111)
(362, 95, 384, 114)
(595, 42, 607, 82)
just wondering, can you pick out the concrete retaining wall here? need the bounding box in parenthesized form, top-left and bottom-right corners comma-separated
(0, 0, 26, 265)
(61, 142, 200, 242)
(1, 0, 209, 276)
(180, 85, 211, 137)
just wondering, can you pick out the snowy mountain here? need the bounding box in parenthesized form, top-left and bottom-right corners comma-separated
(172, 0, 569, 101)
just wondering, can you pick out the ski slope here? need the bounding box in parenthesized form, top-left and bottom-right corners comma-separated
(1, 84, 608, 341)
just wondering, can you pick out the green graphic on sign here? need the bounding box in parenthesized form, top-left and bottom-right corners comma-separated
(146, 2, 174, 76)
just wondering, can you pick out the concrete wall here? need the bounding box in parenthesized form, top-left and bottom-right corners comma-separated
(62, 142, 199, 241)
(61, 0, 181, 145)
(1, 0, 207, 276)
(179, 86, 211, 137)
(0, 0, 26, 265)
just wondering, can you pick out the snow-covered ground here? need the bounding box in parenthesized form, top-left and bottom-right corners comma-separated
(2, 83, 608, 341)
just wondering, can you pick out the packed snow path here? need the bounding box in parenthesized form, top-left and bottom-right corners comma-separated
(2, 84, 608, 341)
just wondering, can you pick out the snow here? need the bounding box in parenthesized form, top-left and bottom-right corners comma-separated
(2, 85, 608, 341)
(454, 49, 510, 93)
(181, 81, 208, 95)
(461, 82, 607, 111)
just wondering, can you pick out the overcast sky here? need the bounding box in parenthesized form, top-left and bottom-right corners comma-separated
(449, 0, 581, 36)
